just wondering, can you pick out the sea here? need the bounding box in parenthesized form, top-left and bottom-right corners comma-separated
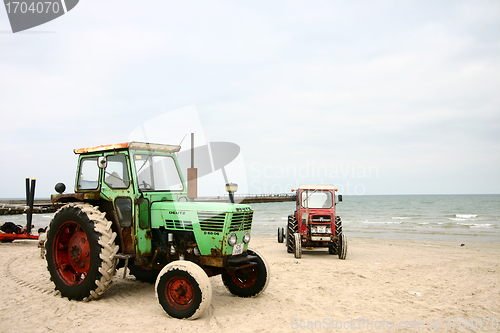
(252, 194, 500, 243)
(2, 195, 499, 243)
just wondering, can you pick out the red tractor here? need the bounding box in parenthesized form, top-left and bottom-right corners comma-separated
(278, 185, 347, 259)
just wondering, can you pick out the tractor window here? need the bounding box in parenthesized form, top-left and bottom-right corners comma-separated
(104, 154, 130, 189)
(134, 154, 183, 191)
(77, 157, 100, 190)
(301, 190, 333, 209)
(115, 197, 132, 227)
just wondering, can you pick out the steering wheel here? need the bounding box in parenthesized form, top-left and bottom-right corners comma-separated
(138, 181, 152, 190)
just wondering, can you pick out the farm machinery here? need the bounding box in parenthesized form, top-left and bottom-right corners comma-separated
(278, 185, 347, 259)
(46, 141, 269, 319)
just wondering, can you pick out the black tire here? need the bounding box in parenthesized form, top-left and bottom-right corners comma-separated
(338, 233, 348, 260)
(1, 222, 17, 234)
(222, 249, 270, 298)
(129, 261, 160, 283)
(0, 238, 14, 243)
(277, 227, 284, 243)
(45, 203, 118, 301)
(0, 222, 15, 242)
(335, 216, 342, 236)
(294, 233, 302, 259)
(286, 215, 298, 253)
(155, 260, 212, 319)
(328, 242, 338, 255)
(329, 216, 342, 255)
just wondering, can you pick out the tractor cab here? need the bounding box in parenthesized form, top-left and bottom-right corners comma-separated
(296, 185, 341, 241)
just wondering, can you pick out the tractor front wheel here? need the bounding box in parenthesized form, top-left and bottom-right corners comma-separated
(294, 233, 302, 259)
(338, 233, 348, 260)
(45, 203, 118, 301)
(222, 249, 270, 298)
(155, 260, 212, 320)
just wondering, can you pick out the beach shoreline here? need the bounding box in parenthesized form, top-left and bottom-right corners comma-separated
(1, 235, 499, 332)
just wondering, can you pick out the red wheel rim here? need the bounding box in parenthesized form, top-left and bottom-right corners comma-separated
(165, 276, 195, 311)
(230, 266, 258, 288)
(53, 221, 91, 286)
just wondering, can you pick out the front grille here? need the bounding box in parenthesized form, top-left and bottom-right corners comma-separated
(198, 212, 226, 232)
(311, 215, 331, 223)
(229, 211, 253, 231)
(165, 219, 193, 230)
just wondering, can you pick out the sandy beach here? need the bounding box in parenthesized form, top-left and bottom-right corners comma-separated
(1, 235, 499, 332)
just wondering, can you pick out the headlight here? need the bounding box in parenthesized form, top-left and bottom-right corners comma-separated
(326, 227, 332, 234)
(228, 233, 237, 246)
(311, 226, 317, 233)
(243, 232, 251, 244)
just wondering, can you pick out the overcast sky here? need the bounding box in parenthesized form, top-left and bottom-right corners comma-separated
(1, 0, 499, 198)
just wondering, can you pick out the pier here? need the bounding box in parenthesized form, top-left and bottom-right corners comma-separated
(194, 193, 295, 204)
(0, 200, 54, 215)
(0, 194, 294, 215)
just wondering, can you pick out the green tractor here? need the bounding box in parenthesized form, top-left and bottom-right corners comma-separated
(46, 142, 269, 319)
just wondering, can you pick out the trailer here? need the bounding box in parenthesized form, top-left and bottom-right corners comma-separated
(0, 231, 39, 242)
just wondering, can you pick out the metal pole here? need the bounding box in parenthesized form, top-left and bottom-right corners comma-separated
(191, 133, 194, 168)
(26, 178, 35, 234)
(25, 178, 30, 206)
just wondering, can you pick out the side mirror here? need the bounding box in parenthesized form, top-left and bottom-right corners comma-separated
(338, 194, 343, 203)
(97, 156, 107, 169)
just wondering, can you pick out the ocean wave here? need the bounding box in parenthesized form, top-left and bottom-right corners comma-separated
(438, 222, 497, 229)
(456, 214, 478, 218)
(451, 213, 478, 219)
(466, 223, 495, 228)
(361, 221, 403, 225)
(391, 217, 412, 220)
(449, 214, 480, 221)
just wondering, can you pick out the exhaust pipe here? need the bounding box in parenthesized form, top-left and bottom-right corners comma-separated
(187, 133, 198, 200)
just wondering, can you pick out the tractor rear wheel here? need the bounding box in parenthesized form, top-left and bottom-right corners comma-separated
(286, 215, 297, 253)
(294, 233, 302, 259)
(328, 242, 338, 255)
(277, 227, 284, 243)
(335, 216, 342, 235)
(155, 260, 212, 319)
(338, 233, 348, 260)
(46, 203, 118, 301)
(222, 249, 270, 298)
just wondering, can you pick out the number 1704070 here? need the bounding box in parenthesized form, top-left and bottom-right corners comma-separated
(5, 2, 61, 14)
(443, 318, 498, 330)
